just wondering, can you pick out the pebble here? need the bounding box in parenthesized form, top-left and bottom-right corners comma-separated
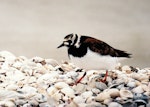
(132, 86, 144, 94)
(0, 51, 150, 107)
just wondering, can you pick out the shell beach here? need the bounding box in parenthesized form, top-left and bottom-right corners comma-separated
(0, 51, 149, 107)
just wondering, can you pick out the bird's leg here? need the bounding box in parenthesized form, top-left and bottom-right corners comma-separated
(69, 72, 86, 86)
(74, 72, 86, 85)
(100, 70, 108, 83)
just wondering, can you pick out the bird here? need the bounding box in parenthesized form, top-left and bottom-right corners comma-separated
(57, 33, 131, 84)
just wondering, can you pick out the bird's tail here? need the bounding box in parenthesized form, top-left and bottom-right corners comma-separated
(115, 49, 131, 58)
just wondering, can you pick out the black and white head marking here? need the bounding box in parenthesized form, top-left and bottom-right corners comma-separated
(58, 33, 131, 58)
(57, 33, 81, 48)
(58, 33, 132, 70)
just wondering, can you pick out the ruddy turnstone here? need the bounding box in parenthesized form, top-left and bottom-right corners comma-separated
(57, 33, 131, 84)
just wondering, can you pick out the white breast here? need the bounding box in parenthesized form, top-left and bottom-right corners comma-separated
(69, 49, 122, 70)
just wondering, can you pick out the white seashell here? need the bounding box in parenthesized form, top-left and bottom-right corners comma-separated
(115, 63, 122, 70)
(103, 98, 113, 105)
(144, 91, 150, 96)
(132, 85, 144, 94)
(37, 72, 59, 84)
(66, 71, 78, 78)
(120, 89, 133, 98)
(129, 73, 149, 82)
(86, 97, 95, 103)
(0, 51, 16, 62)
(91, 88, 101, 94)
(112, 78, 125, 85)
(135, 81, 142, 86)
(17, 81, 25, 88)
(127, 81, 136, 88)
(88, 74, 99, 82)
(95, 92, 111, 102)
(0, 90, 24, 100)
(81, 91, 93, 99)
(138, 69, 147, 74)
(15, 99, 27, 106)
(106, 88, 120, 98)
(65, 78, 74, 85)
(141, 84, 150, 92)
(122, 65, 131, 72)
(44, 64, 56, 71)
(0, 100, 16, 107)
(6, 69, 25, 82)
(12, 61, 23, 69)
(39, 103, 51, 107)
(61, 63, 75, 71)
(67, 100, 79, 107)
(0, 56, 5, 62)
(47, 86, 58, 96)
(32, 66, 47, 75)
(5, 84, 18, 91)
(18, 85, 37, 94)
(31, 56, 45, 63)
(54, 82, 69, 89)
(0, 75, 6, 82)
(34, 94, 47, 103)
(62, 95, 69, 101)
(27, 76, 37, 84)
(26, 61, 38, 67)
(52, 91, 63, 101)
(78, 103, 87, 107)
(15, 56, 28, 62)
(86, 102, 103, 107)
(116, 84, 125, 90)
(117, 73, 127, 80)
(0, 69, 7, 74)
(21, 66, 33, 76)
(141, 80, 149, 85)
(37, 84, 49, 93)
(72, 83, 87, 93)
(45, 59, 59, 67)
(61, 87, 75, 98)
(108, 102, 123, 107)
(109, 71, 118, 80)
(27, 100, 39, 106)
(22, 103, 32, 107)
(73, 96, 86, 104)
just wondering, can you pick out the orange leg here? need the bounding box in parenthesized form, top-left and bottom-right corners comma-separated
(69, 72, 86, 86)
(100, 70, 108, 83)
(74, 72, 86, 85)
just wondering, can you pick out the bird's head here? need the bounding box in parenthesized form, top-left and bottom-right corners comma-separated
(57, 33, 78, 48)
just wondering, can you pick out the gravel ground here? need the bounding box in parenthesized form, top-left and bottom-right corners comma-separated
(0, 51, 149, 107)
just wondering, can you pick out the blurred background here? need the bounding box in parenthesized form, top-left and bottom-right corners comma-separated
(0, 0, 150, 68)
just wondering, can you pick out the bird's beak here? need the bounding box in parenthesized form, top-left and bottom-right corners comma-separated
(57, 43, 64, 48)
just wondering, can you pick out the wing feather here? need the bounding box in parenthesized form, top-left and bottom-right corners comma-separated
(81, 36, 131, 57)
